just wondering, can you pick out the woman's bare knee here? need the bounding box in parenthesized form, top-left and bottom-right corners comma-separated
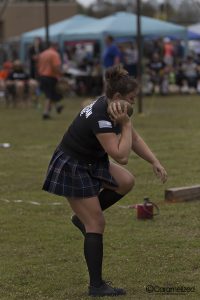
(117, 173, 135, 194)
(109, 162, 135, 194)
(85, 213, 105, 234)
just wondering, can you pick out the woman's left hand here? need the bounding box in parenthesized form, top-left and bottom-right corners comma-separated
(152, 161, 167, 183)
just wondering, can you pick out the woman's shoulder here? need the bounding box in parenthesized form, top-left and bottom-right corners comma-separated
(93, 95, 109, 115)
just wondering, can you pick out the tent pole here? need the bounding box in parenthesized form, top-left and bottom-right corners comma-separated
(183, 28, 189, 57)
(44, 0, 49, 47)
(136, 0, 143, 114)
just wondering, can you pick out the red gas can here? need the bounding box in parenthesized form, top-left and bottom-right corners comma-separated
(136, 197, 159, 220)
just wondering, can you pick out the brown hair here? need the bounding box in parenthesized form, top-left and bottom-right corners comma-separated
(105, 64, 138, 99)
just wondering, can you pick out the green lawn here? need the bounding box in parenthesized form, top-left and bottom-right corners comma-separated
(0, 95, 199, 300)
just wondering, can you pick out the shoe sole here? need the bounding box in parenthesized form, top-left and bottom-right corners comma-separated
(89, 292, 126, 297)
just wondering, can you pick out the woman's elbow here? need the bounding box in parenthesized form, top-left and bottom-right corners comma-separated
(116, 157, 129, 165)
(108, 150, 129, 165)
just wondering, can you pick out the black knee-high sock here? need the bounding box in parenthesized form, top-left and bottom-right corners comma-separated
(99, 189, 124, 210)
(84, 233, 103, 287)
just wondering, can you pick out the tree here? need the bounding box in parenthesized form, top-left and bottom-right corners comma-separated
(7, 0, 74, 2)
(174, 0, 200, 25)
(157, 1, 176, 22)
(77, 0, 200, 26)
(141, 1, 157, 18)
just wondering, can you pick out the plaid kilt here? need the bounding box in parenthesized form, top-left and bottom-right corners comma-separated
(42, 148, 118, 198)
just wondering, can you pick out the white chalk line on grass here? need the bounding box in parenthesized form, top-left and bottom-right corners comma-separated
(0, 198, 63, 206)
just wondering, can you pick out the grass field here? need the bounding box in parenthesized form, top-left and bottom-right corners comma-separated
(0, 95, 199, 300)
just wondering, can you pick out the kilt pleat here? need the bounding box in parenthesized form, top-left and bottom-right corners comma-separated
(42, 148, 118, 198)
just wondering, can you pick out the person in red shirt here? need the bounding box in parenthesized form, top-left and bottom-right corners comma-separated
(37, 42, 64, 119)
(163, 37, 174, 66)
(0, 61, 13, 99)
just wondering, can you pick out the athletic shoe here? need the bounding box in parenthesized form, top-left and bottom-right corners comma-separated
(42, 114, 51, 120)
(71, 215, 86, 236)
(89, 281, 126, 297)
(56, 105, 64, 114)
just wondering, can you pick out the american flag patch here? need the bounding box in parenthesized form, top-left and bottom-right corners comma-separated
(98, 120, 112, 128)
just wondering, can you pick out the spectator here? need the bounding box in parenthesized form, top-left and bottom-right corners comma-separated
(174, 40, 185, 63)
(90, 60, 103, 96)
(0, 61, 13, 98)
(28, 37, 44, 79)
(153, 38, 164, 57)
(175, 61, 186, 92)
(37, 42, 64, 119)
(147, 53, 167, 94)
(103, 36, 121, 70)
(182, 55, 198, 91)
(0, 45, 7, 66)
(163, 37, 174, 66)
(6, 60, 38, 107)
(63, 46, 77, 72)
(118, 43, 126, 67)
(124, 43, 138, 77)
(168, 65, 179, 94)
(74, 44, 87, 66)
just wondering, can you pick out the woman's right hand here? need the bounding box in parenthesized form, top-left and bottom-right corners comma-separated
(108, 101, 131, 126)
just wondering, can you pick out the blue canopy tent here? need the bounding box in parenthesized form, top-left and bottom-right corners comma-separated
(20, 15, 97, 61)
(187, 23, 200, 40)
(60, 12, 187, 42)
(21, 14, 97, 43)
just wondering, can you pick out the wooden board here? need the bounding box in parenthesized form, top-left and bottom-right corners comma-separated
(165, 185, 200, 202)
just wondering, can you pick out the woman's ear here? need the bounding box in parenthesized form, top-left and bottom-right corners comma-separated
(112, 92, 121, 101)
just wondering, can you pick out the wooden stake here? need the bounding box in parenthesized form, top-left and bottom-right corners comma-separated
(165, 185, 200, 202)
